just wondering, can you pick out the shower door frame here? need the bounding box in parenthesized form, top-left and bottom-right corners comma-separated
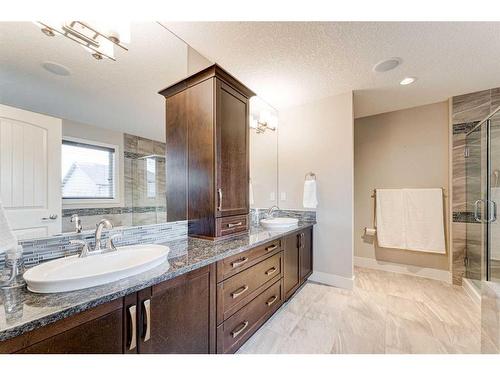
(465, 107, 500, 282)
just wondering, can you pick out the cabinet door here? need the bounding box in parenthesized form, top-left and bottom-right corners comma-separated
(7, 299, 124, 354)
(299, 227, 313, 281)
(138, 265, 216, 354)
(215, 79, 249, 217)
(283, 232, 300, 299)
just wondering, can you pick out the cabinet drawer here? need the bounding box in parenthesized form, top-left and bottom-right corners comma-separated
(215, 214, 249, 237)
(217, 238, 282, 281)
(217, 252, 282, 324)
(217, 279, 283, 354)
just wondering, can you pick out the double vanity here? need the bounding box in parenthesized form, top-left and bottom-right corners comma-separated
(0, 220, 314, 354)
(0, 63, 315, 354)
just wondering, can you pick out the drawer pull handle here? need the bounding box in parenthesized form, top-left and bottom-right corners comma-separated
(231, 257, 248, 268)
(231, 320, 249, 338)
(227, 222, 243, 228)
(266, 295, 278, 307)
(265, 267, 277, 276)
(128, 305, 137, 351)
(231, 285, 249, 299)
(265, 244, 278, 252)
(142, 299, 151, 342)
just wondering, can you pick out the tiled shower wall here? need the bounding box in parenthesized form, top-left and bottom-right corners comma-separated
(451, 88, 500, 284)
(62, 133, 167, 232)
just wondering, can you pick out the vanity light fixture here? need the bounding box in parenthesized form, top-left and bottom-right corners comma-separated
(250, 111, 278, 134)
(34, 21, 130, 61)
(400, 77, 417, 85)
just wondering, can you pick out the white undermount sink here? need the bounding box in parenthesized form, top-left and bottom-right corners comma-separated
(260, 217, 299, 230)
(23, 244, 170, 293)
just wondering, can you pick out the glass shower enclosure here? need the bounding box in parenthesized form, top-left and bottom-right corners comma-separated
(465, 108, 500, 287)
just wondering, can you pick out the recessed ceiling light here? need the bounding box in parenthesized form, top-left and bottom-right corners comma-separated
(41, 61, 71, 76)
(373, 57, 402, 73)
(400, 77, 417, 85)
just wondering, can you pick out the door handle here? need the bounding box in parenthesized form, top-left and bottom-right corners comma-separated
(488, 200, 498, 223)
(217, 188, 223, 211)
(128, 305, 137, 351)
(474, 199, 484, 223)
(142, 299, 151, 342)
(41, 214, 58, 221)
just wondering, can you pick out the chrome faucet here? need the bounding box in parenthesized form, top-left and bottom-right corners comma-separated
(70, 218, 116, 258)
(265, 205, 280, 218)
(94, 219, 113, 251)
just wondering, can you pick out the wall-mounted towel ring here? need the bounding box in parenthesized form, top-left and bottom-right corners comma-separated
(305, 172, 316, 180)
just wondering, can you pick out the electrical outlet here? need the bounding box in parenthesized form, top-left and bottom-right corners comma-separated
(280, 192, 287, 201)
(270, 192, 276, 201)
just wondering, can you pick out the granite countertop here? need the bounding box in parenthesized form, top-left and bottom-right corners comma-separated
(0, 221, 314, 342)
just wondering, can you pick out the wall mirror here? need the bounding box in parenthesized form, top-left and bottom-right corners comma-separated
(249, 96, 279, 210)
(0, 21, 279, 241)
(0, 22, 190, 240)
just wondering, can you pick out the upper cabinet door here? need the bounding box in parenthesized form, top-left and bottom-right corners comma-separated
(215, 79, 249, 217)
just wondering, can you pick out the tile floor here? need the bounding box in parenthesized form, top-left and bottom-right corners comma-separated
(238, 267, 481, 354)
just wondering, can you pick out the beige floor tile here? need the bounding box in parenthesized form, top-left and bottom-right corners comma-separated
(237, 267, 481, 354)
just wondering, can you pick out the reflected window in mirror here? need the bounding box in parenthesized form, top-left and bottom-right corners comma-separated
(62, 138, 119, 203)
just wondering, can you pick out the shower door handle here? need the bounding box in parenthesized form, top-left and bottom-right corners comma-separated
(488, 200, 497, 223)
(474, 199, 484, 223)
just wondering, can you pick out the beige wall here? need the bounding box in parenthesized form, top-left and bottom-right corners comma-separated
(354, 102, 450, 270)
(279, 92, 354, 286)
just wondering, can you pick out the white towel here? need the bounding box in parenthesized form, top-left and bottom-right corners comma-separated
(0, 199, 18, 253)
(249, 180, 255, 206)
(303, 180, 318, 209)
(376, 189, 406, 249)
(403, 189, 446, 253)
(376, 188, 445, 253)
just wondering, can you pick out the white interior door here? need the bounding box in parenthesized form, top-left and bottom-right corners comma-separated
(0, 104, 62, 240)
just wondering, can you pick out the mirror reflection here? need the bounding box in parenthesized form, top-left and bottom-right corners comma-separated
(0, 21, 278, 241)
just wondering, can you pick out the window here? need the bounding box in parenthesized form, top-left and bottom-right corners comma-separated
(62, 139, 116, 200)
(146, 157, 156, 198)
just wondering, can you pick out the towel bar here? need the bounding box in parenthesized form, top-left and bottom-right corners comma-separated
(371, 187, 447, 198)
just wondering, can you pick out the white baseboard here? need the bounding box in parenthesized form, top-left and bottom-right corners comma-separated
(309, 270, 354, 289)
(462, 278, 481, 306)
(354, 256, 451, 283)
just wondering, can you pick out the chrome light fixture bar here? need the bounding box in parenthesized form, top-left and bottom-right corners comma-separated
(35, 21, 129, 61)
(250, 112, 278, 134)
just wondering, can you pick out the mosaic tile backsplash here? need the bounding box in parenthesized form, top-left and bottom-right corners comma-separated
(1, 221, 187, 270)
(1, 210, 316, 272)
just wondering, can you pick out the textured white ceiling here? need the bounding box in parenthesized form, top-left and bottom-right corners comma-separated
(163, 22, 500, 117)
(0, 22, 188, 141)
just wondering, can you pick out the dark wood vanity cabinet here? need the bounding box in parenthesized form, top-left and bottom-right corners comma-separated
(137, 264, 216, 354)
(160, 64, 255, 240)
(284, 227, 314, 299)
(0, 299, 124, 354)
(0, 227, 314, 354)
